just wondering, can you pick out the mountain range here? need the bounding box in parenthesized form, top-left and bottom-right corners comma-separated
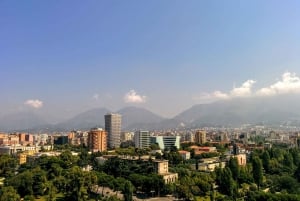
(1, 95, 300, 132)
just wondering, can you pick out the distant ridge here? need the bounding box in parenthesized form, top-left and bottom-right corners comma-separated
(2, 95, 300, 132)
(0, 111, 47, 132)
(56, 108, 111, 131)
(117, 106, 165, 130)
(173, 96, 300, 127)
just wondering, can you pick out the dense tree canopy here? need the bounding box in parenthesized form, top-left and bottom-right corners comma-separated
(2, 143, 300, 200)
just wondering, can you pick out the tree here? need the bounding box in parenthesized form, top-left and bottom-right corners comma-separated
(59, 150, 78, 169)
(210, 183, 215, 201)
(78, 148, 90, 167)
(64, 166, 97, 201)
(0, 154, 17, 178)
(120, 141, 135, 148)
(283, 152, 294, 173)
(216, 167, 235, 197)
(46, 181, 57, 201)
(227, 157, 239, 181)
(97, 172, 115, 190)
(294, 164, 300, 182)
(150, 143, 160, 150)
(261, 151, 270, 173)
(0, 186, 20, 201)
(290, 148, 300, 166)
(24, 195, 35, 201)
(177, 183, 193, 200)
(252, 157, 263, 189)
(32, 167, 48, 197)
(148, 174, 164, 196)
(8, 170, 33, 197)
(270, 175, 300, 194)
(238, 165, 253, 184)
(155, 152, 162, 159)
(123, 181, 133, 201)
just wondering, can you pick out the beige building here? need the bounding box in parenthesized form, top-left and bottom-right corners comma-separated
(234, 154, 247, 166)
(192, 157, 226, 172)
(121, 132, 134, 142)
(195, 130, 206, 145)
(153, 160, 178, 184)
(18, 153, 27, 165)
(88, 128, 107, 152)
(178, 150, 191, 160)
(198, 161, 226, 172)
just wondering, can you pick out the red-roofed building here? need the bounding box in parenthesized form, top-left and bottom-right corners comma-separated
(178, 150, 191, 160)
(189, 145, 217, 155)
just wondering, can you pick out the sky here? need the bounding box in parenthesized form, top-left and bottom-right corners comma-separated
(1, 1, 300, 122)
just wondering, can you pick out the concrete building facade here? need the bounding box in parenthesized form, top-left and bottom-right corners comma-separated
(134, 130, 150, 149)
(150, 136, 180, 150)
(195, 130, 206, 145)
(121, 131, 134, 142)
(105, 113, 122, 149)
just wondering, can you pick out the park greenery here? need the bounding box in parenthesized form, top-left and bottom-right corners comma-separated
(1, 142, 300, 200)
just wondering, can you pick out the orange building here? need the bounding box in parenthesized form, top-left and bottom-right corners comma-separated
(88, 128, 107, 152)
(0, 133, 8, 145)
(19, 133, 33, 145)
(19, 133, 26, 142)
(2, 134, 19, 145)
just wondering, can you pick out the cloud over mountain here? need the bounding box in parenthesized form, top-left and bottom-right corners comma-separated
(124, 90, 146, 103)
(92, 93, 100, 100)
(197, 72, 300, 102)
(231, 80, 256, 97)
(24, 99, 43, 109)
(257, 72, 300, 96)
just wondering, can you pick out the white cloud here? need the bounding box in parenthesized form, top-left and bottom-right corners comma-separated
(124, 90, 146, 103)
(195, 80, 255, 102)
(193, 91, 229, 102)
(214, 91, 230, 99)
(93, 93, 99, 100)
(257, 72, 300, 96)
(24, 99, 43, 109)
(230, 80, 256, 97)
(196, 72, 300, 103)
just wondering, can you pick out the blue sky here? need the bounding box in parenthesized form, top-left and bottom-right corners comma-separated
(1, 1, 300, 121)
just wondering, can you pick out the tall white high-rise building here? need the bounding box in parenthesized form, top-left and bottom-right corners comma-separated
(105, 113, 122, 149)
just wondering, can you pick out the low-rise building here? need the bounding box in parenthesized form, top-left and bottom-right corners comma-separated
(197, 161, 226, 172)
(18, 153, 27, 165)
(0, 145, 40, 155)
(178, 150, 191, 160)
(153, 160, 178, 184)
(189, 145, 217, 155)
(192, 157, 226, 172)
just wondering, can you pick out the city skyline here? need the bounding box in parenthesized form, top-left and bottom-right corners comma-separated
(1, 1, 300, 122)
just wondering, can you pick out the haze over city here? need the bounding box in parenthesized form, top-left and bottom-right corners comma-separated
(3, 2, 300, 201)
(1, 1, 300, 123)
